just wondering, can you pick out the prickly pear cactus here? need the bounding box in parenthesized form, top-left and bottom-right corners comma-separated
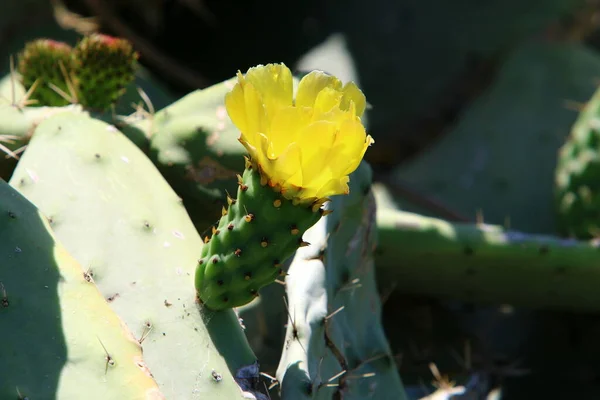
(73, 34, 139, 110)
(0, 179, 163, 399)
(17, 39, 74, 107)
(276, 163, 407, 400)
(196, 160, 323, 310)
(9, 111, 262, 399)
(15, 35, 138, 111)
(555, 85, 600, 239)
(194, 64, 374, 311)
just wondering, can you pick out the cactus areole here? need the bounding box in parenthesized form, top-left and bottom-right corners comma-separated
(195, 63, 373, 310)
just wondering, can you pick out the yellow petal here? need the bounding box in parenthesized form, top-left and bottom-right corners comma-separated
(305, 176, 350, 199)
(312, 106, 355, 129)
(271, 142, 302, 187)
(268, 106, 311, 158)
(297, 121, 337, 183)
(224, 79, 248, 134)
(244, 64, 293, 119)
(341, 134, 374, 175)
(296, 71, 342, 109)
(340, 82, 367, 117)
(240, 82, 268, 147)
(313, 87, 344, 115)
(315, 177, 350, 199)
(256, 132, 271, 165)
(225, 65, 372, 204)
(326, 120, 369, 177)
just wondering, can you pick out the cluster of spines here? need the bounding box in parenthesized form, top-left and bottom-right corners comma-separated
(17, 39, 75, 107)
(201, 156, 331, 247)
(196, 157, 329, 310)
(16, 34, 138, 110)
(73, 34, 139, 110)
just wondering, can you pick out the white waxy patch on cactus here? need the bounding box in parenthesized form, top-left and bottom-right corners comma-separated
(224, 79, 236, 90)
(172, 230, 185, 239)
(106, 125, 118, 132)
(26, 168, 39, 183)
(163, 241, 171, 248)
(121, 156, 130, 163)
(216, 105, 227, 119)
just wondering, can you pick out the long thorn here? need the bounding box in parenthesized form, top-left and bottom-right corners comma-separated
(10, 55, 16, 106)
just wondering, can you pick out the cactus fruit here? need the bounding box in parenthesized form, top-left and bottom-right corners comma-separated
(0, 179, 163, 399)
(275, 163, 408, 399)
(195, 64, 373, 310)
(15, 35, 138, 110)
(195, 162, 323, 310)
(9, 111, 262, 399)
(555, 85, 600, 239)
(73, 34, 139, 110)
(17, 39, 75, 107)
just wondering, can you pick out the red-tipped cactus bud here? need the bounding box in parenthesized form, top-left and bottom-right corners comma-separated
(73, 34, 139, 110)
(17, 39, 75, 107)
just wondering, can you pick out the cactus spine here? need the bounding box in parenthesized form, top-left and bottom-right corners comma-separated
(17, 39, 75, 107)
(16, 35, 138, 111)
(73, 34, 139, 110)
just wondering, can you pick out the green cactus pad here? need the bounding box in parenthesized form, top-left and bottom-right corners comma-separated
(0, 180, 163, 399)
(17, 39, 74, 107)
(555, 85, 600, 239)
(374, 197, 600, 311)
(0, 103, 86, 180)
(9, 112, 261, 399)
(73, 34, 138, 110)
(149, 78, 248, 231)
(276, 163, 408, 399)
(195, 165, 323, 310)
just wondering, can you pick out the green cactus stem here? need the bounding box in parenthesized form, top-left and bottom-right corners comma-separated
(195, 160, 324, 310)
(375, 204, 600, 311)
(275, 163, 407, 400)
(0, 179, 163, 399)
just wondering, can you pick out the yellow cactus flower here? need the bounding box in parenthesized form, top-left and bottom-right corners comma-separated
(225, 63, 373, 203)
